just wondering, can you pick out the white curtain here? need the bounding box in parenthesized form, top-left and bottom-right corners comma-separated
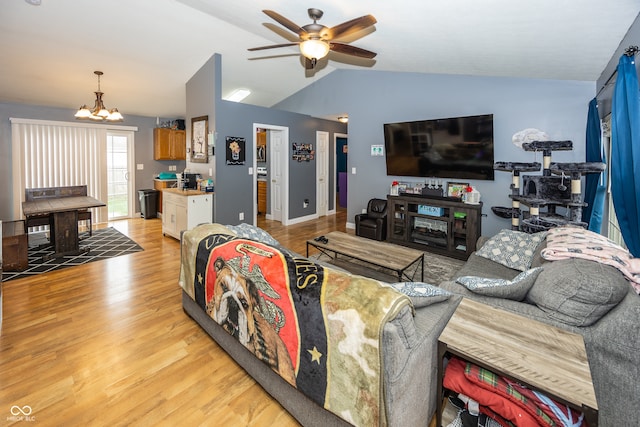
(10, 118, 136, 224)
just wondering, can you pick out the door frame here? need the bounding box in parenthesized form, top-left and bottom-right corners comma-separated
(252, 123, 289, 226)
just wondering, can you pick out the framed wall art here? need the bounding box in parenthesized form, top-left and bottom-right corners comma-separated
(191, 116, 208, 163)
(447, 182, 469, 199)
(226, 136, 246, 165)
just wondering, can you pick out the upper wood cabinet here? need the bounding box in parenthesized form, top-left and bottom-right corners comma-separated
(153, 128, 186, 160)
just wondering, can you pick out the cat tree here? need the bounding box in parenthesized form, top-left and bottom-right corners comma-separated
(493, 140, 606, 233)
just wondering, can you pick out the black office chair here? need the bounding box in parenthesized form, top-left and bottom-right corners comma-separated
(355, 198, 388, 241)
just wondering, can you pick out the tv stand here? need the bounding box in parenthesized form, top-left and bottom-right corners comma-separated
(387, 194, 482, 260)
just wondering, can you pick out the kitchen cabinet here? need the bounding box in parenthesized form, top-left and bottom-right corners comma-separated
(161, 189, 213, 239)
(153, 179, 177, 214)
(153, 128, 186, 160)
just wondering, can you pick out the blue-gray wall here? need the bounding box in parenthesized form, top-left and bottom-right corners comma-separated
(275, 70, 595, 236)
(0, 102, 184, 220)
(186, 54, 346, 226)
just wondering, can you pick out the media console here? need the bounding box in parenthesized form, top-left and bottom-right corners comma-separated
(387, 194, 482, 260)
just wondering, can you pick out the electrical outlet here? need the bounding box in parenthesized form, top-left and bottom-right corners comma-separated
(239, 212, 244, 221)
(362, 208, 367, 214)
(136, 163, 144, 170)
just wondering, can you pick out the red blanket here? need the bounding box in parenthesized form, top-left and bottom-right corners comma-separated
(444, 357, 585, 427)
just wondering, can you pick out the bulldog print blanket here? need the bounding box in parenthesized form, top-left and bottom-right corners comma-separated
(179, 224, 411, 427)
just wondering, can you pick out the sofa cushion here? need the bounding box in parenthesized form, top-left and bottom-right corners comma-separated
(456, 267, 543, 301)
(475, 229, 547, 271)
(390, 282, 452, 307)
(225, 223, 280, 246)
(454, 253, 521, 282)
(527, 258, 629, 326)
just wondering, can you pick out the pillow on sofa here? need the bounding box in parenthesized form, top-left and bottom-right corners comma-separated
(225, 223, 280, 246)
(475, 229, 547, 271)
(527, 258, 629, 327)
(390, 282, 452, 307)
(456, 267, 543, 301)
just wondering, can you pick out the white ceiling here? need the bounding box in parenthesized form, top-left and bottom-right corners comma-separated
(1, 0, 639, 119)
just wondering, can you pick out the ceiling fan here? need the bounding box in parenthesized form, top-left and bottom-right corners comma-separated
(248, 8, 377, 70)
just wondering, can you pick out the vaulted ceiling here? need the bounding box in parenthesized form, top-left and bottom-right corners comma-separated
(1, 0, 639, 119)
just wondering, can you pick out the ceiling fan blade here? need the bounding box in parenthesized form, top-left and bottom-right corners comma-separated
(248, 42, 299, 52)
(263, 10, 308, 36)
(327, 14, 377, 40)
(329, 42, 377, 59)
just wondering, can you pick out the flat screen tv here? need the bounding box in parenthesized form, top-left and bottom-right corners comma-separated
(384, 113, 494, 180)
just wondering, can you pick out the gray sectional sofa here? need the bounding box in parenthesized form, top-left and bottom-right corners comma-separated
(440, 230, 640, 427)
(180, 224, 639, 426)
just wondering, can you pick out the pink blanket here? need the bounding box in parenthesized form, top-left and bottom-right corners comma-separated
(541, 226, 640, 294)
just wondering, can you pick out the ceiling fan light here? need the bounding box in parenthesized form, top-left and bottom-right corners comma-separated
(300, 39, 330, 60)
(338, 116, 348, 123)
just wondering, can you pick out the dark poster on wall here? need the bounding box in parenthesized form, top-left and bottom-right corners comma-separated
(226, 136, 246, 165)
(292, 143, 314, 162)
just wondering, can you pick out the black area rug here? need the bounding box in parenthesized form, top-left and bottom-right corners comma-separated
(2, 227, 143, 282)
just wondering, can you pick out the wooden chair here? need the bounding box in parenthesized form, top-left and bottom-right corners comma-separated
(78, 210, 92, 237)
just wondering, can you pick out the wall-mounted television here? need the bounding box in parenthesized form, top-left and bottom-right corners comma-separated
(384, 113, 495, 180)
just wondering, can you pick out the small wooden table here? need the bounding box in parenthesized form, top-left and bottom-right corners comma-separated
(306, 231, 424, 281)
(22, 196, 105, 258)
(436, 298, 598, 427)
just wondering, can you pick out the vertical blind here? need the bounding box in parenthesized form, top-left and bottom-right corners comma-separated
(10, 118, 137, 224)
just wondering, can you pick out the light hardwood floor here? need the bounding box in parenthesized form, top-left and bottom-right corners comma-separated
(0, 211, 438, 426)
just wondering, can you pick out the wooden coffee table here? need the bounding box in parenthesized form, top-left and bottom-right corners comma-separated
(436, 298, 598, 427)
(306, 231, 424, 282)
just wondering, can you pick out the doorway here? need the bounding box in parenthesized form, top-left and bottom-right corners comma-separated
(107, 130, 135, 219)
(253, 123, 289, 226)
(335, 134, 348, 211)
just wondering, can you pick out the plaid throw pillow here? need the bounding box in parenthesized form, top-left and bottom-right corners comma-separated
(475, 229, 546, 271)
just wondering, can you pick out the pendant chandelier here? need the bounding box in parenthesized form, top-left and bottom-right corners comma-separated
(74, 71, 123, 122)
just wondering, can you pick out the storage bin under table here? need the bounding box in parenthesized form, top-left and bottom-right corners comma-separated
(2, 220, 28, 271)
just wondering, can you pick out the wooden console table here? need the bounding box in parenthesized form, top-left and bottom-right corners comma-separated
(387, 194, 482, 260)
(436, 298, 598, 427)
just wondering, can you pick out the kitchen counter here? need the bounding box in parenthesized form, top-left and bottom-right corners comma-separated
(153, 179, 178, 214)
(161, 188, 211, 196)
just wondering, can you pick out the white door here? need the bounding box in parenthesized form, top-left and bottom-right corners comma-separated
(316, 131, 329, 217)
(270, 130, 284, 222)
